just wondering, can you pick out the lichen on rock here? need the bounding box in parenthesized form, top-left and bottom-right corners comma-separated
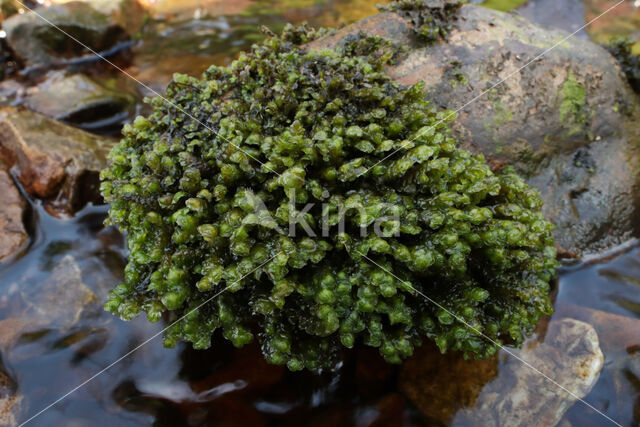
(101, 24, 558, 370)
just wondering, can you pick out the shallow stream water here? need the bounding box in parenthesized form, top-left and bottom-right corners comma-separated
(1, 0, 640, 425)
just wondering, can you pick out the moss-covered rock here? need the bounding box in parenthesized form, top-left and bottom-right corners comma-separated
(310, 4, 640, 258)
(101, 25, 557, 370)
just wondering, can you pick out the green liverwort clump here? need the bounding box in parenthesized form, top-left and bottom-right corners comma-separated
(101, 24, 558, 371)
(379, 0, 465, 44)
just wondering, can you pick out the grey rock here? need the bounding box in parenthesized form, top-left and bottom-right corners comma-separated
(452, 318, 604, 426)
(2, 1, 129, 69)
(400, 318, 604, 426)
(310, 5, 640, 258)
(25, 72, 138, 133)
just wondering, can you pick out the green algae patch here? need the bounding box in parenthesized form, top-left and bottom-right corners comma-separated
(559, 73, 587, 136)
(101, 24, 558, 371)
(480, 0, 528, 12)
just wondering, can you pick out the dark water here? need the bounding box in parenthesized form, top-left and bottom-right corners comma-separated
(1, 0, 639, 425)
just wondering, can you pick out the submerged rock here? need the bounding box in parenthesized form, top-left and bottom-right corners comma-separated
(610, 350, 640, 426)
(18, 255, 99, 328)
(0, 371, 22, 427)
(0, 107, 114, 216)
(25, 72, 139, 134)
(2, 1, 129, 70)
(0, 318, 46, 351)
(400, 318, 604, 426)
(0, 169, 27, 262)
(399, 342, 498, 425)
(311, 4, 640, 257)
(556, 303, 640, 354)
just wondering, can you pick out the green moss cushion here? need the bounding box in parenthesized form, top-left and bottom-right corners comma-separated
(100, 25, 558, 370)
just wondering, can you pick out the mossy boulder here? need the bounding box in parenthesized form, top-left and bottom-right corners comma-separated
(101, 25, 558, 370)
(310, 4, 640, 258)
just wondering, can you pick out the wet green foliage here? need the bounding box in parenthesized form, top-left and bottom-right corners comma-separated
(101, 24, 558, 370)
(605, 37, 640, 94)
(379, 0, 465, 44)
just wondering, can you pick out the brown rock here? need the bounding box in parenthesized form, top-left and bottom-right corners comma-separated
(0, 371, 22, 427)
(370, 393, 407, 427)
(0, 107, 114, 216)
(310, 5, 640, 258)
(0, 318, 46, 351)
(0, 169, 27, 262)
(555, 303, 640, 354)
(191, 343, 285, 396)
(83, 0, 147, 36)
(399, 342, 499, 425)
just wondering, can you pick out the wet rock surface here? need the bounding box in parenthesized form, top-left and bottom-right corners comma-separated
(0, 318, 46, 352)
(25, 72, 139, 134)
(400, 318, 604, 426)
(2, 1, 130, 70)
(556, 303, 640, 354)
(16, 255, 99, 328)
(0, 107, 114, 215)
(0, 370, 22, 427)
(0, 169, 27, 262)
(399, 342, 499, 425)
(311, 4, 640, 258)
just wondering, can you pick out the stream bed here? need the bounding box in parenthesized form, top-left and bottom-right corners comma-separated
(0, 0, 639, 425)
